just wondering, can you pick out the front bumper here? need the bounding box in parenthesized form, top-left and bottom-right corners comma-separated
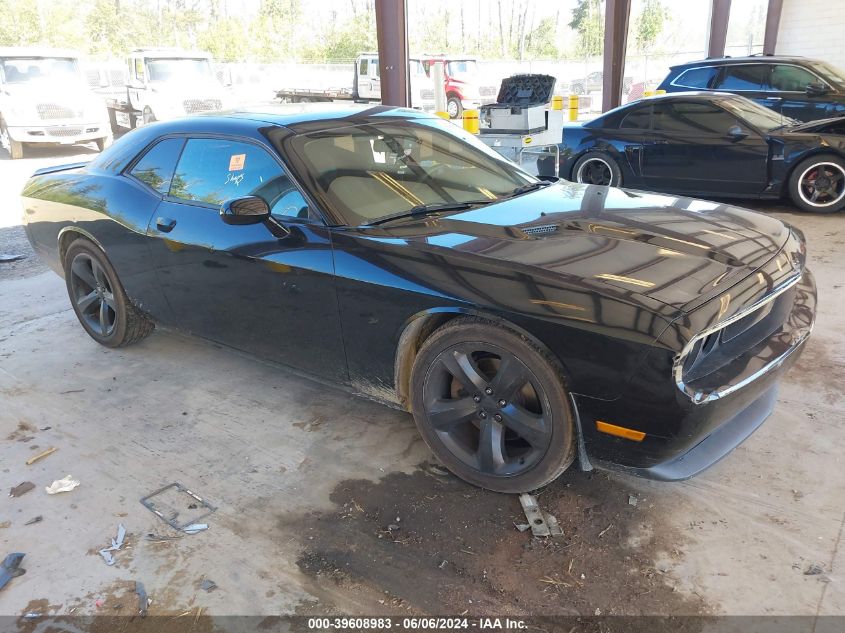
(8, 123, 110, 145)
(575, 267, 817, 481)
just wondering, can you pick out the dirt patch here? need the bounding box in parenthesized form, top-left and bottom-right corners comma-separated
(0, 225, 45, 281)
(787, 336, 844, 407)
(6, 420, 37, 441)
(284, 465, 709, 624)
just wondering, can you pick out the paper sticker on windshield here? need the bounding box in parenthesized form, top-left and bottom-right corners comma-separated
(228, 154, 246, 171)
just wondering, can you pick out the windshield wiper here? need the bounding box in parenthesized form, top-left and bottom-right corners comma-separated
(505, 181, 552, 198)
(365, 200, 489, 226)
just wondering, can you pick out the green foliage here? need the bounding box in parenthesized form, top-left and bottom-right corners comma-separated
(634, 0, 668, 53)
(525, 16, 559, 59)
(569, 0, 603, 58)
(301, 15, 376, 62)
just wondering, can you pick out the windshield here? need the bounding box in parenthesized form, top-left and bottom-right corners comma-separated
(147, 58, 213, 82)
(281, 117, 536, 226)
(410, 60, 426, 76)
(810, 61, 845, 89)
(447, 60, 477, 77)
(0, 57, 81, 85)
(720, 96, 791, 131)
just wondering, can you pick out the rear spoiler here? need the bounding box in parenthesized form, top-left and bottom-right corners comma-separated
(32, 161, 90, 176)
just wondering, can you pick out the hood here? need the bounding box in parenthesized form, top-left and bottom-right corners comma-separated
(783, 115, 845, 135)
(2, 81, 104, 122)
(381, 183, 790, 316)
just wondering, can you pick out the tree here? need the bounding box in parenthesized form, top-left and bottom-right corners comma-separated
(634, 0, 668, 53)
(525, 16, 558, 60)
(569, 0, 603, 58)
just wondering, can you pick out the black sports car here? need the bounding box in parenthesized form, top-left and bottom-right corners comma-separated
(22, 105, 816, 492)
(559, 91, 845, 213)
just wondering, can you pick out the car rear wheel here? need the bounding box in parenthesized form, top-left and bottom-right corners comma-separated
(788, 154, 845, 213)
(573, 151, 622, 187)
(64, 239, 154, 348)
(410, 317, 576, 493)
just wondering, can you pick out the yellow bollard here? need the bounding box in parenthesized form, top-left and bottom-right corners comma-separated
(435, 111, 450, 120)
(551, 95, 564, 110)
(643, 90, 655, 97)
(567, 94, 579, 122)
(654, 89, 666, 95)
(463, 109, 480, 134)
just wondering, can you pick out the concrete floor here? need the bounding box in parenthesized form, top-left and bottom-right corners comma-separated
(0, 145, 843, 623)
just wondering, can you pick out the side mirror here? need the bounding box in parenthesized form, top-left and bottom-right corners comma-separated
(220, 196, 270, 225)
(806, 82, 830, 96)
(727, 125, 748, 141)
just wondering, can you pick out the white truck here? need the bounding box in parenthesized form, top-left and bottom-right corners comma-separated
(0, 47, 111, 159)
(275, 53, 434, 110)
(103, 48, 231, 131)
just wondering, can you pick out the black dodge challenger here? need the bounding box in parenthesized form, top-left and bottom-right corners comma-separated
(22, 105, 816, 492)
(559, 91, 845, 213)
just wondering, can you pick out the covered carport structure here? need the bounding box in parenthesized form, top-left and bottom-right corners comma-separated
(372, 0, 788, 113)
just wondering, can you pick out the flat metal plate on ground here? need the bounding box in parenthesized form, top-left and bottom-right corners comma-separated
(140, 483, 217, 532)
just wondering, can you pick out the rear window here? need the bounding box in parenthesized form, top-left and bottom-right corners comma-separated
(619, 105, 651, 129)
(129, 137, 185, 194)
(715, 64, 769, 91)
(673, 66, 719, 89)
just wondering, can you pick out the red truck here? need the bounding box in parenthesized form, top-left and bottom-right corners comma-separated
(418, 55, 497, 119)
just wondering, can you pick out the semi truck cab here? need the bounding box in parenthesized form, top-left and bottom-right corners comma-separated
(0, 47, 111, 159)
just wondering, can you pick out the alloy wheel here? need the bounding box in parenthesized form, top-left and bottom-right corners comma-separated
(69, 252, 117, 337)
(422, 343, 552, 477)
(576, 158, 613, 185)
(798, 162, 845, 208)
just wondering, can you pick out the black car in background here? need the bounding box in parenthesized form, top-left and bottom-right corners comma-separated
(22, 105, 816, 492)
(559, 91, 845, 213)
(657, 55, 845, 122)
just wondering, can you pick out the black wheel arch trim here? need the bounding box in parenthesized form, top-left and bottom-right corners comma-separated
(58, 227, 107, 271)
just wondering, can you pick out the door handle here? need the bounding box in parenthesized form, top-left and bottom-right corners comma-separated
(156, 217, 177, 233)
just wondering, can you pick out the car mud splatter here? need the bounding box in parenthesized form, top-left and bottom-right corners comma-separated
(284, 465, 710, 626)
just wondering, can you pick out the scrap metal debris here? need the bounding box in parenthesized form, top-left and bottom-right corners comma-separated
(0, 253, 26, 263)
(145, 532, 181, 543)
(135, 581, 149, 617)
(9, 482, 35, 498)
(200, 579, 217, 592)
(26, 447, 58, 465)
(518, 493, 563, 537)
(98, 524, 127, 566)
(628, 494, 639, 507)
(0, 553, 26, 591)
(805, 563, 825, 576)
(24, 516, 43, 526)
(46, 475, 79, 494)
(140, 483, 216, 532)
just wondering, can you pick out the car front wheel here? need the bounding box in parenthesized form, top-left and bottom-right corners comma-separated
(410, 317, 576, 493)
(64, 238, 154, 348)
(788, 154, 845, 213)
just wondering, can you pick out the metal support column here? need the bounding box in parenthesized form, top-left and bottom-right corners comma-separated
(374, 0, 410, 108)
(707, 0, 732, 59)
(601, 0, 632, 112)
(763, 0, 784, 55)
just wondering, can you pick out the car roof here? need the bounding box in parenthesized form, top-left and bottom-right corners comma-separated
(0, 46, 82, 58)
(670, 55, 816, 70)
(206, 103, 437, 127)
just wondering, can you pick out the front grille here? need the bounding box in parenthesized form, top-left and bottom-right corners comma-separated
(182, 99, 222, 114)
(47, 127, 83, 137)
(480, 86, 497, 97)
(522, 224, 559, 236)
(37, 103, 81, 120)
(420, 89, 434, 100)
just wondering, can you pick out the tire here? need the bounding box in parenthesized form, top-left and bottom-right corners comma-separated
(1, 120, 24, 159)
(788, 154, 845, 213)
(572, 151, 622, 186)
(409, 317, 576, 493)
(95, 134, 113, 152)
(64, 238, 154, 348)
(447, 96, 463, 120)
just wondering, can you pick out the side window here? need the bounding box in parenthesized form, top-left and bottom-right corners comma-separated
(768, 65, 821, 92)
(715, 64, 768, 91)
(169, 138, 316, 219)
(359, 58, 368, 76)
(129, 137, 185, 194)
(674, 66, 719, 89)
(652, 102, 738, 135)
(619, 105, 651, 129)
(134, 58, 145, 82)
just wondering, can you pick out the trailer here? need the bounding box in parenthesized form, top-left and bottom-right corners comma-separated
(275, 53, 434, 110)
